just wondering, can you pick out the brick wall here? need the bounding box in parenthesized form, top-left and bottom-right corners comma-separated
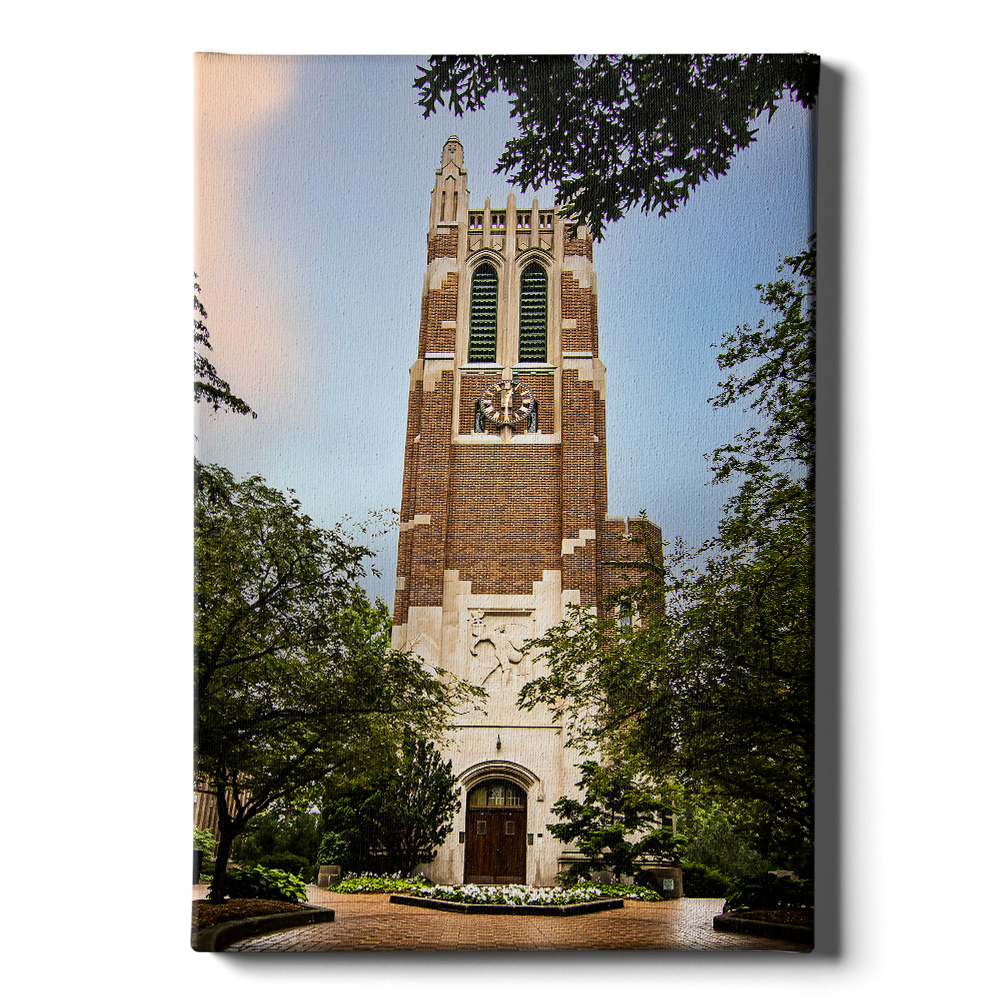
(447, 444, 563, 594)
(193, 777, 242, 840)
(561, 273, 598, 353)
(563, 237, 593, 260)
(401, 370, 456, 611)
(419, 272, 459, 356)
(427, 230, 459, 263)
(560, 369, 603, 605)
(598, 517, 665, 609)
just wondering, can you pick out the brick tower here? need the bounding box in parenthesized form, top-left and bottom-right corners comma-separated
(393, 136, 661, 886)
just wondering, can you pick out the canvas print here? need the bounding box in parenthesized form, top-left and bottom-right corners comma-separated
(193, 54, 818, 952)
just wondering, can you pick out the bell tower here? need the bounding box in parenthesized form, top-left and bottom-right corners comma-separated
(392, 137, 661, 885)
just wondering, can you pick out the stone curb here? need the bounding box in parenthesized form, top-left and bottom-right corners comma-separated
(712, 912, 814, 948)
(389, 893, 625, 916)
(191, 903, 336, 952)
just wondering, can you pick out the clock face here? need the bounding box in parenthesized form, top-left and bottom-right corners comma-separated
(480, 380, 534, 426)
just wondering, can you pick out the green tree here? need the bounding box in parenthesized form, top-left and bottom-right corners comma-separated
(194, 276, 256, 418)
(547, 760, 683, 884)
(673, 792, 768, 878)
(195, 460, 475, 901)
(320, 737, 461, 875)
(415, 54, 819, 239)
(232, 805, 323, 871)
(710, 237, 815, 491)
(521, 241, 815, 868)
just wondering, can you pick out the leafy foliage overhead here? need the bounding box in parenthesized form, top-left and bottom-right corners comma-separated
(415, 54, 819, 239)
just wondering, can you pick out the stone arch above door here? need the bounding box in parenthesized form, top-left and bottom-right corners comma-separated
(457, 759, 541, 799)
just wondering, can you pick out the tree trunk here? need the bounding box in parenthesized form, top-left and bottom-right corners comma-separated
(208, 829, 235, 903)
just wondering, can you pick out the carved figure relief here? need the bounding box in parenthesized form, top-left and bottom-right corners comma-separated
(468, 610, 533, 688)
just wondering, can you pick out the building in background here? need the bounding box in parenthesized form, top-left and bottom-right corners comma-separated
(393, 137, 661, 885)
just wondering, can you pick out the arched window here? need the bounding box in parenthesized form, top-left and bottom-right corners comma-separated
(518, 263, 547, 362)
(468, 263, 498, 362)
(467, 780, 525, 808)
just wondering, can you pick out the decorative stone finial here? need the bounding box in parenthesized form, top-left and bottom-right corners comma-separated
(442, 135, 464, 168)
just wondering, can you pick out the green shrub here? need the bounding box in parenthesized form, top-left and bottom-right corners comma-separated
(259, 853, 316, 882)
(634, 867, 692, 898)
(333, 873, 433, 895)
(316, 831, 350, 868)
(679, 862, 733, 898)
(194, 826, 217, 858)
(723, 872, 813, 913)
(571, 880, 662, 901)
(234, 809, 324, 870)
(218, 865, 308, 903)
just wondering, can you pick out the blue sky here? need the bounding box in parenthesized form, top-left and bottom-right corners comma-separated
(195, 54, 815, 605)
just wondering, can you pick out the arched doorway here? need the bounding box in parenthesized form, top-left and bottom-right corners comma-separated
(463, 778, 527, 884)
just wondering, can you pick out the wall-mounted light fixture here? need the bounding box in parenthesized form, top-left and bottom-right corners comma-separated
(496, 734, 502, 753)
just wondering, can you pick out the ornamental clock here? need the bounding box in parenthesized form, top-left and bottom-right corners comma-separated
(479, 380, 535, 427)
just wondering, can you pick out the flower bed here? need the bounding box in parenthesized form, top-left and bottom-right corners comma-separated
(330, 876, 661, 908)
(419, 882, 660, 905)
(390, 885, 624, 916)
(388, 881, 660, 915)
(414, 884, 605, 906)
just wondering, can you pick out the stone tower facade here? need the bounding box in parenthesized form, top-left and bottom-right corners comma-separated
(392, 137, 661, 886)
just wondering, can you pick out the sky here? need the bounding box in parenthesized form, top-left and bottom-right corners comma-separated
(195, 54, 815, 606)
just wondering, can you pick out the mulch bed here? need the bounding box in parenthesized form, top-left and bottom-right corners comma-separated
(192, 899, 312, 932)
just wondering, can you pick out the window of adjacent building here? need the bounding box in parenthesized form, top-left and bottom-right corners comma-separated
(618, 599, 633, 628)
(468, 263, 498, 362)
(518, 263, 547, 362)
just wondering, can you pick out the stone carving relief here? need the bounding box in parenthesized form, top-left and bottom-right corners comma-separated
(468, 610, 534, 688)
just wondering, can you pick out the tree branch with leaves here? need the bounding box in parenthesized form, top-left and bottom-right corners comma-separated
(415, 54, 818, 239)
(194, 275, 256, 419)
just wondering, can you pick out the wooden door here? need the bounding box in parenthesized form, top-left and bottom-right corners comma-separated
(463, 781, 527, 884)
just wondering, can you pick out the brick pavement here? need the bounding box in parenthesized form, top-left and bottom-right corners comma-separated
(192, 885, 810, 953)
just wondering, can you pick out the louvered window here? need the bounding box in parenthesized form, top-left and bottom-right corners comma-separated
(518, 263, 547, 362)
(468, 263, 498, 363)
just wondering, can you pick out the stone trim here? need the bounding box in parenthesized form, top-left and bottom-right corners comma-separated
(457, 759, 541, 795)
(399, 514, 432, 532)
(561, 529, 596, 555)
